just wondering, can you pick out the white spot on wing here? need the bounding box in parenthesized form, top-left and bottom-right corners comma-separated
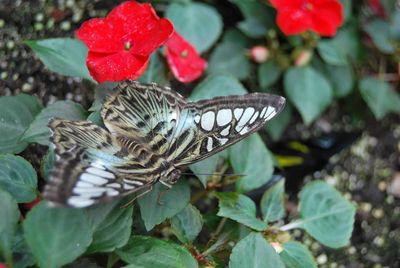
(91, 162, 105, 170)
(218, 138, 228, 145)
(194, 114, 201, 124)
(86, 167, 115, 179)
(216, 109, 232, 126)
(220, 125, 231, 136)
(123, 183, 136, 190)
(240, 127, 249, 135)
(207, 137, 213, 152)
(235, 107, 255, 131)
(108, 183, 121, 188)
(249, 111, 259, 124)
(260, 107, 267, 118)
(81, 173, 108, 185)
(76, 181, 93, 188)
(234, 108, 244, 120)
(265, 107, 277, 120)
(73, 187, 106, 194)
(106, 189, 119, 196)
(123, 179, 144, 186)
(201, 111, 215, 131)
(68, 197, 95, 207)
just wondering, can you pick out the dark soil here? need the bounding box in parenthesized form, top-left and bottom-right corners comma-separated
(1, 1, 399, 267)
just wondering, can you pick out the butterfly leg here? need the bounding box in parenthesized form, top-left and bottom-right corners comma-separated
(120, 185, 153, 208)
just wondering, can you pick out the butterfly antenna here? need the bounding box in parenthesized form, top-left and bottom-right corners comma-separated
(181, 172, 246, 177)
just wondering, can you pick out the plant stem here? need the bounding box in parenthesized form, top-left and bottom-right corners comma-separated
(279, 220, 303, 231)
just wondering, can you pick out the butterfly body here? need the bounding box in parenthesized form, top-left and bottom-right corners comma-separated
(44, 81, 285, 208)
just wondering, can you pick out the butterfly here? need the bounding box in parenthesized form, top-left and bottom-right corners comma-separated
(44, 81, 286, 208)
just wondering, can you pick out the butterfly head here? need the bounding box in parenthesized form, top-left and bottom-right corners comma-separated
(159, 161, 181, 185)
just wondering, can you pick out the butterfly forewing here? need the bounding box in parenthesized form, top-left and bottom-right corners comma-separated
(167, 93, 286, 166)
(44, 119, 157, 207)
(101, 81, 186, 155)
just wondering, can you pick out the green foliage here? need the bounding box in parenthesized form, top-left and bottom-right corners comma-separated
(0, 155, 37, 203)
(230, 134, 274, 192)
(0, 94, 42, 154)
(216, 192, 267, 231)
(138, 52, 168, 85)
(23, 203, 93, 268)
(359, 77, 400, 119)
(296, 181, 356, 248)
(284, 67, 333, 125)
(280, 241, 317, 268)
(170, 204, 203, 244)
(208, 30, 251, 80)
(138, 181, 190, 231)
(0, 189, 20, 265)
(86, 200, 133, 254)
(258, 60, 282, 91)
(22, 100, 88, 145)
(166, 2, 222, 53)
(260, 179, 285, 222)
(25, 38, 94, 81)
(229, 232, 285, 268)
(117, 236, 197, 268)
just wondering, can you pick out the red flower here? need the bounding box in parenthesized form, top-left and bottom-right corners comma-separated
(271, 0, 344, 37)
(76, 1, 174, 83)
(165, 32, 207, 83)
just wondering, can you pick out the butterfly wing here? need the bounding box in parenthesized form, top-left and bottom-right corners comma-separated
(44, 119, 157, 207)
(167, 93, 286, 166)
(101, 81, 186, 155)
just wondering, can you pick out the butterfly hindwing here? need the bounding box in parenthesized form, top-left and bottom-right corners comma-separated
(167, 93, 286, 166)
(45, 119, 156, 207)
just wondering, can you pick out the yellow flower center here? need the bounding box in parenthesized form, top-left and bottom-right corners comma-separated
(181, 50, 188, 58)
(124, 41, 131, 50)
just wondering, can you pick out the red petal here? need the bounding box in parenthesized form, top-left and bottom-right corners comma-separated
(76, 1, 174, 55)
(165, 32, 207, 83)
(273, 0, 343, 37)
(86, 51, 149, 83)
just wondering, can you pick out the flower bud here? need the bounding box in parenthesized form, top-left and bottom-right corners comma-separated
(250, 46, 270, 63)
(270, 242, 284, 253)
(294, 50, 313, 67)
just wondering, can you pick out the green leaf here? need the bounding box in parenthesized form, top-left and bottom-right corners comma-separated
(171, 204, 203, 244)
(12, 226, 36, 268)
(331, 25, 361, 62)
(229, 232, 284, 268)
(40, 148, 55, 181)
(280, 241, 316, 268)
(86, 201, 133, 254)
(265, 103, 292, 141)
(364, 19, 395, 53)
(25, 38, 94, 81)
(231, 0, 275, 38)
(23, 203, 93, 268)
(284, 67, 333, 125)
(258, 60, 282, 90)
(22, 100, 88, 145)
(0, 94, 42, 154)
(138, 180, 190, 231)
(89, 82, 117, 112)
(190, 74, 248, 101)
(166, 2, 222, 53)
(216, 192, 267, 231)
(168, 243, 198, 268)
(189, 151, 228, 187)
(229, 134, 274, 192)
(359, 77, 400, 119)
(0, 155, 37, 203)
(324, 64, 354, 98)
(317, 40, 347, 66)
(138, 52, 168, 85)
(117, 236, 197, 268)
(208, 31, 250, 80)
(260, 179, 285, 222)
(295, 181, 356, 248)
(0, 189, 20, 265)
